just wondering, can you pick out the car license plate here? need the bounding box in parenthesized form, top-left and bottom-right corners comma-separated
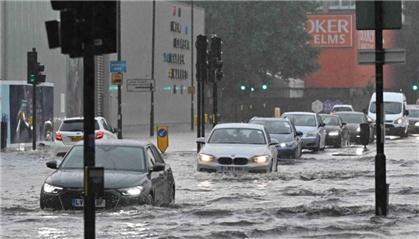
(219, 166, 244, 172)
(72, 198, 105, 208)
(70, 136, 83, 142)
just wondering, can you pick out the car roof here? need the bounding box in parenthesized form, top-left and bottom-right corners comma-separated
(319, 113, 339, 117)
(213, 123, 265, 130)
(334, 111, 364, 115)
(282, 111, 317, 116)
(370, 92, 406, 101)
(407, 104, 419, 109)
(74, 139, 150, 147)
(250, 117, 290, 122)
(332, 104, 352, 108)
(62, 116, 104, 121)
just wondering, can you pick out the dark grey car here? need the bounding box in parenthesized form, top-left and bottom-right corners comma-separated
(335, 112, 374, 144)
(40, 140, 175, 210)
(249, 117, 303, 159)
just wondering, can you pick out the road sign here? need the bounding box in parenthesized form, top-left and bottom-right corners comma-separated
(111, 72, 123, 85)
(356, 1, 401, 30)
(157, 125, 169, 153)
(358, 49, 406, 65)
(126, 79, 153, 92)
(311, 100, 323, 113)
(110, 60, 127, 73)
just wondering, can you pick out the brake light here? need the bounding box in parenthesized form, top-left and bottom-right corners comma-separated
(96, 131, 104, 139)
(55, 132, 62, 141)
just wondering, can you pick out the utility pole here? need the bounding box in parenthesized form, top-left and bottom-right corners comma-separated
(196, 35, 208, 151)
(190, 0, 194, 131)
(374, 1, 387, 217)
(117, 0, 123, 139)
(150, 0, 156, 137)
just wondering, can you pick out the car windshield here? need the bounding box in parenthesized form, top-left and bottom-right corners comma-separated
(60, 145, 146, 172)
(337, 114, 366, 124)
(409, 109, 419, 117)
(60, 120, 100, 131)
(369, 102, 402, 114)
(321, 115, 340, 126)
(284, 114, 316, 127)
(333, 107, 352, 112)
(208, 128, 266, 144)
(250, 120, 292, 134)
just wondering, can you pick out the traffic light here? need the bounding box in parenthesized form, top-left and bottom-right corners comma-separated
(250, 86, 255, 92)
(413, 83, 418, 91)
(261, 83, 268, 90)
(196, 35, 208, 82)
(240, 84, 247, 91)
(27, 48, 45, 85)
(209, 35, 223, 81)
(46, 1, 117, 57)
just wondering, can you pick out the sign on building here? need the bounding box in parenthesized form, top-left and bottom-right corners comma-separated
(306, 15, 353, 48)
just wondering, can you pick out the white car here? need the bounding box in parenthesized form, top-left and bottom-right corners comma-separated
(332, 104, 354, 112)
(54, 116, 117, 153)
(196, 123, 278, 173)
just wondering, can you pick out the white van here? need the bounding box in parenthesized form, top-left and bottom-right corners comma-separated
(368, 92, 409, 137)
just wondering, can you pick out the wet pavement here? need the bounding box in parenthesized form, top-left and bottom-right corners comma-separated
(1, 134, 419, 238)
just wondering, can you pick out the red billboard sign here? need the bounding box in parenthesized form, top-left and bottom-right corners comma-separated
(306, 15, 353, 48)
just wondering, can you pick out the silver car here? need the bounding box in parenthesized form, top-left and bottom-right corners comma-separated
(197, 123, 278, 173)
(281, 112, 327, 152)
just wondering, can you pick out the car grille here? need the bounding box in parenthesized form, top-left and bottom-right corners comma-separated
(59, 189, 120, 210)
(218, 157, 248, 165)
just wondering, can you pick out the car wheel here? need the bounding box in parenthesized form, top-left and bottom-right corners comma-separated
(146, 193, 155, 205)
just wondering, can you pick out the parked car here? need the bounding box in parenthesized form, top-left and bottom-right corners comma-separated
(40, 140, 175, 209)
(249, 117, 303, 159)
(196, 123, 278, 173)
(54, 116, 117, 153)
(335, 112, 374, 143)
(331, 104, 354, 113)
(368, 92, 409, 137)
(320, 114, 350, 147)
(407, 105, 419, 134)
(281, 112, 327, 152)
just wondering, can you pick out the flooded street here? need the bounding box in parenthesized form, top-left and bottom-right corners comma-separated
(1, 136, 419, 238)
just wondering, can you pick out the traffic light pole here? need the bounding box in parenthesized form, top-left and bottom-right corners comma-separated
(117, 0, 123, 139)
(150, 0, 156, 137)
(212, 80, 217, 127)
(374, 1, 388, 216)
(32, 83, 36, 150)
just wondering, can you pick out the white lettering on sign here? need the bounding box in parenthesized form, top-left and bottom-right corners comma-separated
(306, 15, 353, 48)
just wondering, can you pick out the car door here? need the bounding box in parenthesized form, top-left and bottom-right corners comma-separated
(150, 145, 174, 203)
(264, 129, 277, 162)
(145, 146, 165, 205)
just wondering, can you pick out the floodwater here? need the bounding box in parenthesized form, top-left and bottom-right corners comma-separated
(1, 136, 419, 238)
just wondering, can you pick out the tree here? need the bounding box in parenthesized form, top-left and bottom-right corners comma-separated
(197, 1, 320, 91)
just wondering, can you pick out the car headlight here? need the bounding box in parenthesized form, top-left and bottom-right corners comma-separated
(279, 143, 287, 148)
(305, 131, 317, 137)
(43, 183, 63, 194)
(394, 118, 403, 124)
(252, 155, 270, 164)
(119, 186, 143, 196)
(356, 127, 361, 132)
(198, 153, 215, 162)
(328, 131, 339, 136)
(415, 122, 419, 127)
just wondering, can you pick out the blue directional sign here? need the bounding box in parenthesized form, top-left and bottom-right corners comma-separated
(110, 60, 127, 73)
(158, 128, 168, 137)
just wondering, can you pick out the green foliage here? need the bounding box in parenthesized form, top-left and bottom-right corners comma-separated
(197, 1, 320, 87)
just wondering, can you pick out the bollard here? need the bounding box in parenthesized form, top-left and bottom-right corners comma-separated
(1, 114, 8, 151)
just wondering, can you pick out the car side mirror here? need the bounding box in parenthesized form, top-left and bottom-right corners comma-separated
(319, 123, 325, 127)
(196, 137, 206, 144)
(405, 110, 409, 116)
(56, 152, 66, 157)
(152, 163, 165, 172)
(341, 122, 347, 126)
(296, 131, 303, 137)
(269, 138, 279, 146)
(113, 128, 118, 133)
(46, 160, 58, 169)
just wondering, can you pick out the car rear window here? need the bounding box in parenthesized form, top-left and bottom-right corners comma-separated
(284, 114, 317, 127)
(60, 145, 146, 172)
(337, 114, 366, 124)
(333, 107, 352, 112)
(250, 120, 292, 134)
(60, 120, 99, 131)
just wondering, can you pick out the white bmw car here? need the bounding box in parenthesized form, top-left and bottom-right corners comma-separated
(197, 123, 278, 173)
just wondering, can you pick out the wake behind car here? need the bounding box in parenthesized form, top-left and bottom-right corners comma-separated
(249, 117, 302, 159)
(319, 114, 350, 147)
(54, 116, 117, 153)
(40, 140, 175, 210)
(281, 112, 327, 152)
(197, 123, 278, 173)
(335, 112, 374, 144)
